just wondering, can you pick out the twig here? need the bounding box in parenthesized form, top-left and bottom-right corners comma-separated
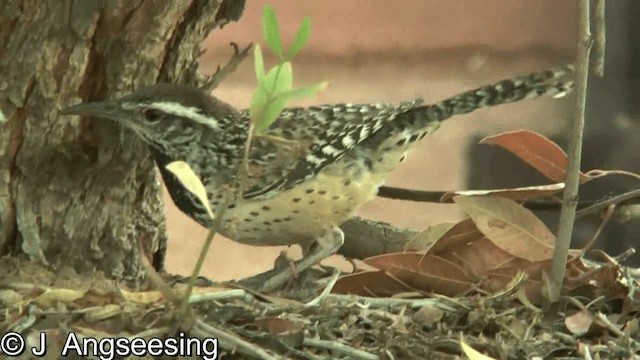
(204, 42, 253, 91)
(594, 312, 635, 340)
(579, 204, 615, 253)
(168, 44, 252, 332)
(137, 239, 181, 304)
(379, 185, 566, 210)
(303, 338, 379, 360)
(187, 288, 253, 304)
(575, 189, 640, 219)
(173, 197, 228, 332)
(304, 269, 341, 307)
(192, 319, 280, 360)
(549, 0, 594, 303)
(378, 185, 640, 211)
(326, 293, 466, 311)
(378, 186, 447, 202)
(613, 248, 636, 263)
(174, 101, 261, 324)
(173, 119, 247, 330)
(593, 0, 606, 77)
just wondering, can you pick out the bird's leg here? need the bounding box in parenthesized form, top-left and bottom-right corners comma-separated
(238, 226, 345, 292)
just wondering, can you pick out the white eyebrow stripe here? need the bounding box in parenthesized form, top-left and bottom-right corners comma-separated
(149, 102, 220, 129)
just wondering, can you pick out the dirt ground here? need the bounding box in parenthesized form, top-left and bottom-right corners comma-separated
(163, 1, 575, 281)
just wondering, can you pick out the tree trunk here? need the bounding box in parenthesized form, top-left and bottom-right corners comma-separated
(0, 0, 244, 280)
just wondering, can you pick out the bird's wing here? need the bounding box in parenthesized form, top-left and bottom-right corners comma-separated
(242, 99, 422, 199)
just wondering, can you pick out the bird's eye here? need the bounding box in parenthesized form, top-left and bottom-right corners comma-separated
(143, 108, 162, 123)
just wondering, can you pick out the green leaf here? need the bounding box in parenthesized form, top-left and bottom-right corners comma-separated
(261, 62, 293, 95)
(254, 97, 288, 134)
(271, 62, 293, 94)
(286, 16, 311, 59)
(275, 81, 329, 101)
(249, 87, 269, 124)
(262, 4, 283, 60)
(165, 161, 214, 220)
(253, 44, 265, 81)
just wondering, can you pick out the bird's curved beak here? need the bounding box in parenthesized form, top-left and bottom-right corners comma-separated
(61, 101, 121, 120)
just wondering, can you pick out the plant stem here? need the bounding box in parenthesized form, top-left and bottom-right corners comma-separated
(548, 0, 594, 303)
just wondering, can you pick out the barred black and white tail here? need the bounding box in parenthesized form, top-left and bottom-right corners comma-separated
(360, 65, 575, 151)
(420, 65, 574, 122)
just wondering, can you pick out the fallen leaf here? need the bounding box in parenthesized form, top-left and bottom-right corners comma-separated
(356, 253, 474, 296)
(365, 252, 423, 272)
(453, 196, 555, 262)
(480, 130, 590, 183)
(404, 222, 456, 251)
(423, 218, 484, 256)
(438, 237, 523, 279)
(391, 255, 473, 296)
(565, 310, 594, 336)
(34, 288, 86, 308)
(332, 270, 415, 296)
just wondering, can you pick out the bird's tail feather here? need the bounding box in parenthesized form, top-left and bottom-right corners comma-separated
(417, 64, 575, 124)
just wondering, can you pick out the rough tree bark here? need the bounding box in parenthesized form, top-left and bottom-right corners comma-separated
(0, 0, 245, 280)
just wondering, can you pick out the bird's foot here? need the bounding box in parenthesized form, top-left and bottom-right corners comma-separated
(237, 227, 345, 293)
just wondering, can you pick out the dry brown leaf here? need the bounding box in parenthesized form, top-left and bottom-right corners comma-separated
(364, 252, 424, 271)
(453, 196, 555, 262)
(120, 290, 165, 304)
(423, 218, 484, 256)
(484, 266, 545, 305)
(332, 270, 415, 296)
(249, 317, 305, 348)
(483, 252, 585, 305)
(34, 288, 87, 308)
(480, 130, 590, 184)
(565, 310, 594, 336)
(390, 254, 473, 296)
(438, 237, 523, 279)
(344, 253, 475, 296)
(404, 222, 456, 252)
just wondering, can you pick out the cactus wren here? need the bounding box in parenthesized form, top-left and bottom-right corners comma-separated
(62, 66, 574, 290)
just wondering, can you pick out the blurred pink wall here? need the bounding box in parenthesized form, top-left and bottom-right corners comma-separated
(207, 0, 576, 56)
